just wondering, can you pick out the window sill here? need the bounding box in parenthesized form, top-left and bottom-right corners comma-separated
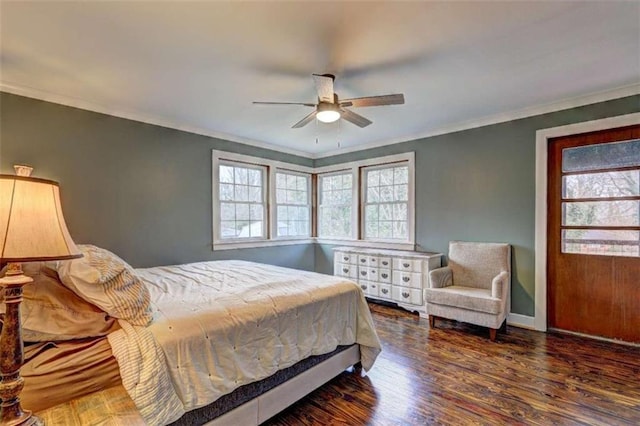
(314, 238, 415, 251)
(213, 238, 315, 251)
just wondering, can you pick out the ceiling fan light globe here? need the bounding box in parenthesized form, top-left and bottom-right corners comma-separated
(316, 110, 341, 123)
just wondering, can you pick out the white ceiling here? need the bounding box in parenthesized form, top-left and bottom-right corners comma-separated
(1, 1, 639, 158)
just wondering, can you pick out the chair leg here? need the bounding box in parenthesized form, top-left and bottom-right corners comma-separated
(428, 315, 436, 328)
(489, 328, 497, 341)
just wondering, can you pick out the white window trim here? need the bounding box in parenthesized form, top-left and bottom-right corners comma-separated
(317, 169, 355, 240)
(360, 161, 414, 244)
(213, 150, 415, 251)
(212, 150, 314, 250)
(273, 168, 313, 239)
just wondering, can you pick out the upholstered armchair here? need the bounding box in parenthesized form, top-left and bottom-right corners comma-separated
(425, 241, 511, 341)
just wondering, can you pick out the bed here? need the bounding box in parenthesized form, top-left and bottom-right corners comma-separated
(11, 245, 382, 425)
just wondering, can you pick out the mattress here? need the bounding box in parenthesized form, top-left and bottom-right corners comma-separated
(21, 336, 122, 412)
(108, 260, 382, 425)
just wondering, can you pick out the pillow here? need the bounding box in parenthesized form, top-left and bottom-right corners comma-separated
(0, 262, 119, 342)
(52, 245, 153, 326)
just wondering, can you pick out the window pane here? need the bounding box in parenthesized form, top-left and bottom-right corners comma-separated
(248, 186, 262, 202)
(562, 139, 640, 172)
(235, 168, 248, 184)
(379, 221, 392, 238)
(249, 221, 263, 237)
(342, 174, 352, 188)
(276, 173, 287, 188)
(394, 167, 408, 184)
(236, 203, 250, 220)
(367, 187, 380, 203)
(277, 205, 288, 221)
(365, 205, 379, 222)
(394, 184, 408, 201)
(367, 170, 380, 187)
(250, 205, 263, 221)
(286, 174, 297, 190)
(563, 170, 640, 199)
(392, 203, 407, 221)
(276, 188, 286, 204)
(220, 166, 235, 183)
(563, 229, 639, 257)
(563, 201, 639, 226)
(380, 204, 392, 221)
(379, 186, 393, 202)
(365, 221, 378, 239)
(220, 183, 234, 201)
(234, 185, 248, 202)
(393, 221, 407, 239)
(220, 221, 238, 238)
(247, 169, 261, 186)
(220, 203, 235, 221)
(380, 169, 394, 186)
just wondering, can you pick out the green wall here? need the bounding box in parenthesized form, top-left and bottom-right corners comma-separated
(2, 91, 638, 316)
(314, 94, 640, 316)
(0, 92, 315, 269)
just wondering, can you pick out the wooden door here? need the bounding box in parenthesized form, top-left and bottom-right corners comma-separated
(547, 124, 640, 343)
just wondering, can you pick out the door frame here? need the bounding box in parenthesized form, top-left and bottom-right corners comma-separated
(534, 112, 640, 331)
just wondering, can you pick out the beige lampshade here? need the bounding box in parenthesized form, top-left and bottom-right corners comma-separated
(0, 174, 82, 262)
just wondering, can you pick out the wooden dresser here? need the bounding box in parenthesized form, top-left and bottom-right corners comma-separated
(333, 247, 442, 317)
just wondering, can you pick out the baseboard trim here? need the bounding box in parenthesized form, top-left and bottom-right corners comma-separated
(507, 313, 536, 330)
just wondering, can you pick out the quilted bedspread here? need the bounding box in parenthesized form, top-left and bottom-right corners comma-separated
(108, 260, 382, 425)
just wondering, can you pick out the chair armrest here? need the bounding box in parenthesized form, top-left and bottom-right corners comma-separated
(429, 267, 453, 288)
(491, 271, 510, 299)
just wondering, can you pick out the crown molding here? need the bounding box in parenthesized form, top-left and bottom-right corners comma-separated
(0, 82, 314, 159)
(311, 83, 640, 159)
(2, 81, 638, 161)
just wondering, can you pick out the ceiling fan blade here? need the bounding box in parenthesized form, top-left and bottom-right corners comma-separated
(340, 109, 372, 128)
(292, 110, 317, 128)
(312, 74, 335, 104)
(253, 101, 316, 107)
(339, 94, 404, 108)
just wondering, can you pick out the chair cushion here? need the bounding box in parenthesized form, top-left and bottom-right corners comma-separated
(448, 241, 510, 289)
(425, 285, 502, 314)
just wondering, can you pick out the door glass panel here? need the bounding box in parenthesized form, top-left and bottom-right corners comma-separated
(563, 201, 640, 226)
(563, 170, 640, 199)
(562, 138, 640, 172)
(563, 229, 640, 257)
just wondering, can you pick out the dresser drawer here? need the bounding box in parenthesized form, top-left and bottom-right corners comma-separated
(378, 257, 392, 268)
(335, 263, 357, 279)
(393, 258, 417, 272)
(335, 252, 357, 264)
(358, 280, 379, 298)
(378, 268, 391, 283)
(378, 283, 392, 299)
(392, 271, 423, 289)
(392, 286, 422, 305)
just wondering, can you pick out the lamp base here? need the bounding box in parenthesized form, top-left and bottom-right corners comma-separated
(0, 264, 42, 426)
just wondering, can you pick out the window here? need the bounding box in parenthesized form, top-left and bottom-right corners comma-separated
(218, 162, 266, 240)
(213, 150, 414, 250)
(561, 138, 640, 257)
(363, 164, 409, 240)
(275, 171, 311, 237)
(318, 172, 353, 238)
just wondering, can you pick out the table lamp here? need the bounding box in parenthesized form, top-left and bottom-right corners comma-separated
(0, 166, 82, 426)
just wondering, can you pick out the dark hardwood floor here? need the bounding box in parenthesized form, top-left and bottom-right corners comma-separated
(265, 302, 640, 425)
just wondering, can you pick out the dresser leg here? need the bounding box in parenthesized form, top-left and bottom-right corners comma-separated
(428, 315, 435, 328)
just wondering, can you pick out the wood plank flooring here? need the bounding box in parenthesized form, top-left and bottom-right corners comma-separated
(265, 302, 640, 425)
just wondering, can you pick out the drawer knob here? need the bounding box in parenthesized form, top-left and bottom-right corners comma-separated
(381, 273, 389, 279)
(403, 263, 410, 268)
(370, 259, 376, 263)
(402, 276, 410, 283)
(360, 285, 367, 290)
(343, 256, 349, 261)
(342, 268, 349, 273)
(371, 284, 376, 288)
(382, 261, 389, 266)
(361, 271, 367, 276)
(402, 292, 410, 299)
(360, 259, 366, 263)
(381, 288, 389, 294)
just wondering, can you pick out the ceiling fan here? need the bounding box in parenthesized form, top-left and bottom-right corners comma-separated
(253, 74, 405, 128)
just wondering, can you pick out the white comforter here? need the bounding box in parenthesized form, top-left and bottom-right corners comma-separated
(108, 260, 382, 425)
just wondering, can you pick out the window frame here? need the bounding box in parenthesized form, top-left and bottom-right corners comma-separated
(217, 160, 268, 242)
(212, 150, 415, 251)
(317, 170, 356, 240)
(273, 169, 313, 240)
